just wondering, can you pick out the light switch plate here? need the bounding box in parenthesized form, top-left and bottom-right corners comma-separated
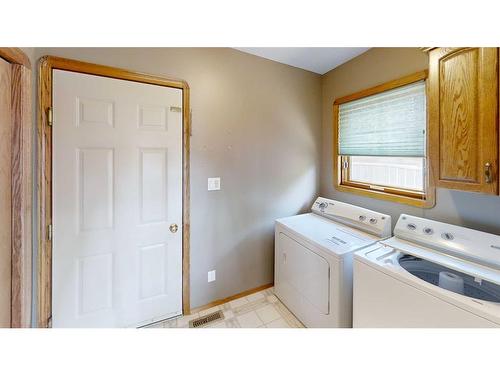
(208, 270, 216, 283)
(208, 177, 221, 191)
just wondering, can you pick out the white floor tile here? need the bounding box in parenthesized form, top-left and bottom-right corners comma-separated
(266, 318, 290, 328)
(176, 313, 199, 327)
(229, 297, 249, 309)
(266, 294, 278, 303)
(163, 319, 178, 328)
(144, 287, 303, 329)
(255, 304, 281, 324)
(247, 291, 265, 302)
(225, 319, 240, 328)
(208, 321, 228, 328)
(236, 311, 263, 328)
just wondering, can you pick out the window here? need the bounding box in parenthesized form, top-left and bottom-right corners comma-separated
(333, 71, 434, 207)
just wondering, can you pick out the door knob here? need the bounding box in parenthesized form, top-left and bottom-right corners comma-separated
(485, 162, 493, 183)
(169, 224, 178, 233)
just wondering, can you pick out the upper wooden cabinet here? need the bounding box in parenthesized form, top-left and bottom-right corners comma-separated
(428, 47, 499, 195)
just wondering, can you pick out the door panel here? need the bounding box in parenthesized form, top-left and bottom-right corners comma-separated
(78, 148, 114, 231)
(439, 48, 479, 183)
(429, 47, 498, 194)
(52, 70, 183, 327)
(0, 58, 12, 327)
(139, 148, 168, 223)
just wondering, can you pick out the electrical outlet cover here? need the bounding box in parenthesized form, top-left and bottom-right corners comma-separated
(208, 177, 221, 191)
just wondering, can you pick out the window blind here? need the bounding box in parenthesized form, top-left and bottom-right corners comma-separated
(338, 80, 426, 157)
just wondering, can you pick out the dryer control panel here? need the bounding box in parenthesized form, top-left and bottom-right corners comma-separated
(311, 197, 391, 238)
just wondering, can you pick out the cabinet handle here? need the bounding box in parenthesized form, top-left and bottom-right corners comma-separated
(485, 162, 493, 183)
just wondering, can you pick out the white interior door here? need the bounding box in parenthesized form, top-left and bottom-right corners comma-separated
(52, 70, 183, 328)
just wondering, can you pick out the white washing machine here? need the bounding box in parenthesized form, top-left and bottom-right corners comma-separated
(354, 214, 500, 327)
(274, 197, 391, 328)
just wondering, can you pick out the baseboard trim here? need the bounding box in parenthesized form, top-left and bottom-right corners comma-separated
(191, 283, 274, 315)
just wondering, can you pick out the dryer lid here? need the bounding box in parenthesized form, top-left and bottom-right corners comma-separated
(276, 213, 376, 256)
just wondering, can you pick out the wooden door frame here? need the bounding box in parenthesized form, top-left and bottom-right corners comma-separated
(0, 48, 32, 328)
(37, 55, 191, 327)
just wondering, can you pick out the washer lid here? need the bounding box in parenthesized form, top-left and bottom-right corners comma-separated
(398, 254, 500, 303)
(276, 213, 377, 256)
(380, 237, 500, 286)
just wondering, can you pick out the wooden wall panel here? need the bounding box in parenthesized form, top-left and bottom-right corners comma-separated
(0, 48, 33, 327)
(37, 59, 52, 327)
(0, 57, 12, 328)
(0, 48, 31, 70)
(10, 64, 32, 328)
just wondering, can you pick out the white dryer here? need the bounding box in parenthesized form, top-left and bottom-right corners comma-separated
(274, 197, 391, 328)
(354, 214, 500, 327)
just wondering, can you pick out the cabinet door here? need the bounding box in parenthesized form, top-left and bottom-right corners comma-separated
(429, 47, 498, 194)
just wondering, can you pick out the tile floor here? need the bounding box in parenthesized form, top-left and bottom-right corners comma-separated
(145, 287, 305, 328)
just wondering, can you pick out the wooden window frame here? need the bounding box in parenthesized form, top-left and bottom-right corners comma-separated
(333, 70, 435, 208)
(37, 56, 191, 327)
(0, 48, 32, 328)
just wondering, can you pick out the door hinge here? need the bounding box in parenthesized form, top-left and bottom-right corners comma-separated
(47, 224, 53, 241)
(47, 107, 53, 127)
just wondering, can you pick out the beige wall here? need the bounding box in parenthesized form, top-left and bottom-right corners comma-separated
(33, 48, 322, 309)
(321, 47, 500, 235)
(31, 47, 500, 319)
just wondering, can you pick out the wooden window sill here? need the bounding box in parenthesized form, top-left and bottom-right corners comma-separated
(335, 183, 436, 208)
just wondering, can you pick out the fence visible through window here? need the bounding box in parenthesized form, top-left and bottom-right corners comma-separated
(349, 156, 424, 192)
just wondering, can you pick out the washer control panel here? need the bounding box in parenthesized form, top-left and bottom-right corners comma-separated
(398, 215, 454, 242)
(423, 227, 434, 235)
(394, 214, 500, 269)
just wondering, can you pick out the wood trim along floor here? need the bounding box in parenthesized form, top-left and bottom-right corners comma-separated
(37, 55, 191, 327)
(190, 283, 274, 315)
(0, 48, 32, 328)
